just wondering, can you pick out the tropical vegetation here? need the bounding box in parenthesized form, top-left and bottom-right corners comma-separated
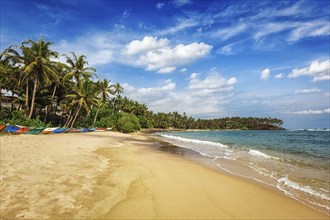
(0, 37, 284, 132)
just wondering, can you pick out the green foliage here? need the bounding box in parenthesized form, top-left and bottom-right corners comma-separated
(94, 116, 114, 128)
(75, 118, 93, 128)
(6, 110, 47, 127)
(115, 112, 140, 133)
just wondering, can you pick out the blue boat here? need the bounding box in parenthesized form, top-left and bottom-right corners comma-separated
(52, 127, 68, 133)
(4, 125, 20, 133)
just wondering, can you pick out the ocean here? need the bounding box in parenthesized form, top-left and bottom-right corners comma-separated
(154, 129, 330, 215)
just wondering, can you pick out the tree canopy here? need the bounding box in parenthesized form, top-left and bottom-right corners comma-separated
(0, 37, 284, 132)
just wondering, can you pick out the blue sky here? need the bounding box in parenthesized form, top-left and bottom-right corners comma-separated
(1, 0, 329, 128)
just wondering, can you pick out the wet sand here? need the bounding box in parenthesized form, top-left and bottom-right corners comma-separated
(0, 132, 328, 219)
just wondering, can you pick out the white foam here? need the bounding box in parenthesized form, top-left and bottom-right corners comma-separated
(277, 176, 330, 201)
(158, 134, 228, 148)
(248, 150, 271, 159)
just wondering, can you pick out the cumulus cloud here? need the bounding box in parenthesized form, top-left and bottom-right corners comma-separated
(122, 36, 212, 73)
(189, 71, 237, 94)
(294, 88, 321, 94)
(122, 36, 169, 55)
(288, 59, 330, 81)
(274, 73, 285, 79)
(123, 69, 237, 116)
(260, 68, 270, 80)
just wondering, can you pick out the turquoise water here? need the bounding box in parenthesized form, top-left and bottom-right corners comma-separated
(156, 130, 330, 215)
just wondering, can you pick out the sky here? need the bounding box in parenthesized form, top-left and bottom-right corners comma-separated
(1, 0, 329, 128)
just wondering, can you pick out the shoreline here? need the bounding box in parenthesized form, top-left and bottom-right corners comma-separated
(1, 132, 328, 219)
(148, 133, 330, 215)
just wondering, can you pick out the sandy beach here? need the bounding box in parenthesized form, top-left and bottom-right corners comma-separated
(0, 132, 328, 219)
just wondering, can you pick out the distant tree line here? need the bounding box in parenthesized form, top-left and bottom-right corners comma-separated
(0, 37, 284, 132)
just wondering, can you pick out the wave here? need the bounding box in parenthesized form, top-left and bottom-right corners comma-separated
(290, 128, 330, 132)
(157, 133, 228, 148)
(277, 176, 330, 201)
(248, 150, 271, 158)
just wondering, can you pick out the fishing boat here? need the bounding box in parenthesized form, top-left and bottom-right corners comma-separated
(68, 128, 82, 133)
(0, 125, 6, 132)
(15, 126, 30, 134)
(52, 127, 68, 133)
(42, 127, 59, 134)
(95, 127, 106, 132)
(4, 125, 20, 133)
(24, 127, 45, 135)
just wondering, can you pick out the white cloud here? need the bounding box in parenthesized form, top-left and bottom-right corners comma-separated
(294, 88, 321, 94)
(288, 59, 330, 81)
(219, 44, 233, 55)
(274, 73, 285, 79)
(156, 2, 165, 9)
(173, 0, 192, 7)
(158, 18, 199, 35)
(260, 68, 270, 80)
(189, 71, 237, 94)
(290, 109, 329, 115)
(213, 23, 248, 41)
(157, 66, 176, 73)
(123, 69, 237, 116)
(122, 36, 169, 55)
(180, 68, 187, 72)
(123, 37, 212, 73)
(289, 20, 330, 42)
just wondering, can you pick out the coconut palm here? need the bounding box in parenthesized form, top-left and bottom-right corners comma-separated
(63, 52, 96, 84)
(111, 82, 124, 114)
(64, 79, 97, 127)
(18, 37, 59, 118)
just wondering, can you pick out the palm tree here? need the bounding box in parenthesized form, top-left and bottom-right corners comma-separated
(18, 37, 59, 118)
(97, 79, 113, 103)
(63, 52, 96, 84)
(64, 79, 97, 127)
(111, 82, 123, 114)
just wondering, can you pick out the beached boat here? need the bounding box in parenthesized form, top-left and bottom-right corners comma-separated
(42, 127, 59, 134)
(95, 127, 106, 132)
(0, 125, 6, 132)
(68, 128, 82, 133)
(24, 127, 45, 135)
(52, 127, 68, 133)
(81, 128, 96, 132)
(106, 127, 112, 131)
(4, 125, 20, 133)
(15, 126, 30, 134)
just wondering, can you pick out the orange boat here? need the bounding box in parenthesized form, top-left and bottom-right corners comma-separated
(15, 127, 30, 134)
(0, 125, 6, 132)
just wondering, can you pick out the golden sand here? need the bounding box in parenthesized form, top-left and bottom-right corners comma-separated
(0, 132, 328, 219)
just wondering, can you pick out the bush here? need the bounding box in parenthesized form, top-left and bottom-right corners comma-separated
(5, 110, 47, 127)
(94, 116, 114, 128)
(115, 112, 141, 133)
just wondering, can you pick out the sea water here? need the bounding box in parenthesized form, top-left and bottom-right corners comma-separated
(155, 130, 330, 215)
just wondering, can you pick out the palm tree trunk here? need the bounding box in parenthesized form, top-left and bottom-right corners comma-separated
(44, 85, 57, 123)
(28, 80, 37, 119)
(70, 105, 82, 128)
(63, 109, 72, 127)
(93, 108, 100, 125)
(0, 84, 2, 120)
(25, 78, 29, 116)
